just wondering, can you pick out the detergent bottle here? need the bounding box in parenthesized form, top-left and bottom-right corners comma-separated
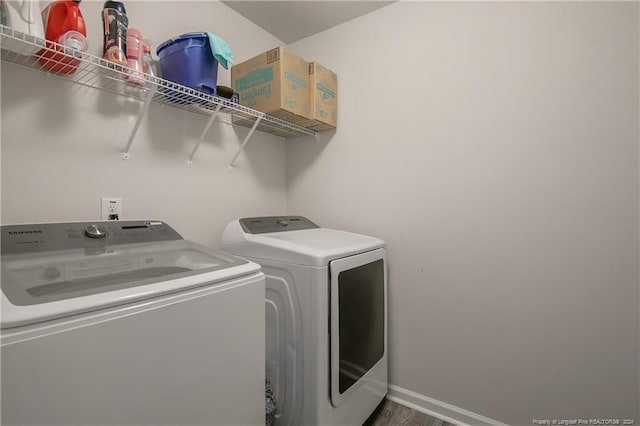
(38, 0, 87, 74)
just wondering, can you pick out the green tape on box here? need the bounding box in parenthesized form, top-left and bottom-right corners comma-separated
(240, 84, 272, 108)
(236, 67, 274, 91)
(284, 71, 308, 90)
(317, 83, 336, 100)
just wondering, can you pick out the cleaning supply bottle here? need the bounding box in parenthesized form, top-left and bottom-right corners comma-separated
(2, 0, 45, 54)
(124, 27, 143, 84)
(141, 39, 158, 77)
(38, 0, 87, 74)
(142, 39, 162, 78)
(0, 1, 8, 26)
(40, 0, 85, 43)
(101, 0, 127, 66)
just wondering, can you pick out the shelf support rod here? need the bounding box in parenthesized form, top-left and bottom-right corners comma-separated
(228, 116, 263, 172)
(122, 86, 157, 160)
(187, 104, 223, 167)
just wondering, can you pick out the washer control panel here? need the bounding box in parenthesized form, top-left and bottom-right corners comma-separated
(239, 216, 319, 234)
(1, 221, 182, 255)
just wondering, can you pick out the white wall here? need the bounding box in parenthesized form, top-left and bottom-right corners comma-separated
(289, 2, 640, 425)
(1, 0, 290, 247)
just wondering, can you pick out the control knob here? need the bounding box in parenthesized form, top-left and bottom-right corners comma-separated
(84, 224, 108, 239)
(277, 218, 289, 227)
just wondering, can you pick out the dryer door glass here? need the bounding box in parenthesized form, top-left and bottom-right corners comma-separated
(329, 249, 386, 406)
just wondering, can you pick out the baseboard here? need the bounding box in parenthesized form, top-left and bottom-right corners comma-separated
(387, 384, 510, 426)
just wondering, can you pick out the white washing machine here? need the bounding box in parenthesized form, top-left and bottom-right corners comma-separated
(221, 216, 388, 426)
(1, 220, 265, 426)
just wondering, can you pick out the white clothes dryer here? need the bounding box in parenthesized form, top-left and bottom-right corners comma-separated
(221, 216, 388, 426)
(1, 220, 265, 426)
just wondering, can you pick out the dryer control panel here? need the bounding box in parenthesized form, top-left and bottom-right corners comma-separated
(239, 216, 319, 234)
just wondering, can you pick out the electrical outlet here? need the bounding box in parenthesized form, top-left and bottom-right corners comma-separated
(101, 198, 122, 220)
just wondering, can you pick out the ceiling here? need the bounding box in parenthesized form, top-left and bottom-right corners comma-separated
(221, 1, 396, 44)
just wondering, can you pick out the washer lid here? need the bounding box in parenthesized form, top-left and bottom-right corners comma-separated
(1, 231, 259, 329)
(221, 218, 385, 266)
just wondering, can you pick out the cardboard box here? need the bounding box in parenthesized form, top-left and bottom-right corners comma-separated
(231, 46, 310, 125)
(307, 61, 338, 131)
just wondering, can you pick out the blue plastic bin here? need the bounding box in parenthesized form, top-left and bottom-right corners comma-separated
(157, 33, 218, 97)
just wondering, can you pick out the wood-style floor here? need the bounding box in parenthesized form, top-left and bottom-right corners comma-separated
(363, 399, 457, 426)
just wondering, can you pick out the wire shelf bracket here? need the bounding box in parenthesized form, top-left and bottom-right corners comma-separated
(228, 115, 263, 172)
(187, 104, 223, 167)
(122, 86, 157, 160)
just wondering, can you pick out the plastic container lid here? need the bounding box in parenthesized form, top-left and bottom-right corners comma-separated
(156, 32, 208, 56)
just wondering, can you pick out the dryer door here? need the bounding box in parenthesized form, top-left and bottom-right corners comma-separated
(329, 248, 386, 407)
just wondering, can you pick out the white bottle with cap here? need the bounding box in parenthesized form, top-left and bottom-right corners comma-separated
(2, 0, 45, 54)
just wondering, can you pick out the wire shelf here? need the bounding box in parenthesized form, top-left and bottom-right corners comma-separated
(0, 25, 318, 140)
